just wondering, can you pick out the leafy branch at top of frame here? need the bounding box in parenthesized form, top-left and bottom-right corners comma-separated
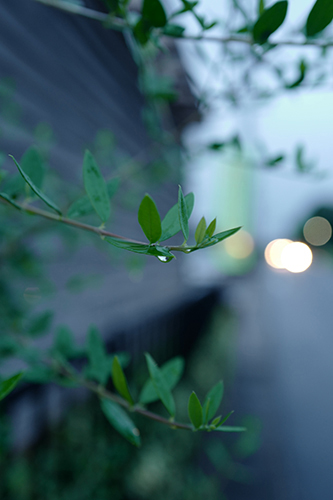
(0, 324, 246, 447)
(0, 148, 241, 263)
(35, 0, 333, 49)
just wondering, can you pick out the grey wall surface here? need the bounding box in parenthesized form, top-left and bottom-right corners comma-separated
(0, 0, 187, 337)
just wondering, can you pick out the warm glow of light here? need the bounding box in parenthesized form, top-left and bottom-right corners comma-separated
(303, 216, 332, 246)
(281, 242, 312, 273)
(224, 230, 254, 259)
(264, 239, 292, 269)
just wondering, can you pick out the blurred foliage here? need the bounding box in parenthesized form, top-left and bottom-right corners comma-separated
(0, 306, 261, 500)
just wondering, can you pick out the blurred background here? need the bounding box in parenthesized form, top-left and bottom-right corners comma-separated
(0, 0, 333, 499)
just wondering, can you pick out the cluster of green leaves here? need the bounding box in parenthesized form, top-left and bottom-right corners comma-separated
(0, 148, 240, 262)
(236, 0, 333, 45)
(102, 349, 245, 447)
(0, 322, 245, 448)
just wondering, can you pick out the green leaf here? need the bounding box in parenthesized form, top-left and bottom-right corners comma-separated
(112, 356, 134, 405)
(180, 0, 198, 12)
(214, 426, 247, 432)
(0, 373, 23, 401)
(252, 1, 288, 43)
(306, 0, 333, 36)
(83, 150, 110, 223)
(205, 218, 216, 238)
(265, 154, 285, 167)
(178, 185, 189, 242)
(258, 0, 265, 15)
(138, 194, 162, 243)
(20, 146, 44, 193)
(202, 381, 224, 423)
(145, 353, 176, 417)
(285, 60, 307, 89)
(202, 227, 241, 248)
(9, 155, 62, 215)
(53, 325, 83, 358)
(0, 192, 23, 210)
(210, 415, 222, 427)
(195, 217, 207, 245)
(106, 238, 175, 261)
(23, 366, 54, 384)
(142, 0, 167, 27)
(163, 24, 185, 37)
(85, 325, 110, 385)
(27, 310, 53, 337)
(295, 145, 314, 173)
(139, 356, 184, 404)
(208, 142, 226, 150)
(67, 178, 118, 219)
(188, 391, 203, 429)
(102, 0, 119, 13)
(218, 410, 235, 426)
(133, 18, 152, 45)
(160, 192, 194, 241)
(101, 399, 141, 447)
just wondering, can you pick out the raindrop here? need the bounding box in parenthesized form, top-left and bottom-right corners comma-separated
(157, 255, 173, 263)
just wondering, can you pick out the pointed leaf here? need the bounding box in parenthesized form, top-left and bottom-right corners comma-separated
(20, 146, 44, 191)
(0, 373, 23, 401)
(67, 178, 118, 219)
(83, 150, 110, 223)
(188, 391, 203, 429)
(160, 192, 194, 241)
(195, 217, 207, 245)
(218, 410, 235, 426)
(252, 1, 288, 44)
(214, 426, 247, 432)
(133, 18, 152, 45)
(211, 416, 222, 427)
(145, 353, 175, 417)
(112, 356, 134, 405)
(139, 357, 184, 404)
(53, 325, 81, 358)
(106, 237, 175, 260)
(202, 381, 224, 423)
(206, 218, 216, 238)
(101, 399, 141, 446)
(163, 24, 185, 37)
(9, 155, 62, 215)
(142, 0, 167, 27)
(178, 185, 189, 242)
(202, 227, 241, 248)
(258, 0, 265, 15)
(23, 366, 54, 384)
(306, 0, 333, 36)
(138, 194, 162, 243)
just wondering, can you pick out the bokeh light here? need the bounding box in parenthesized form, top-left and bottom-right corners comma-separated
(303, 216, 332, 246)
(281, 242, 312, 273)
(264, 239, 292, 269)
(224, 230, 254, 259)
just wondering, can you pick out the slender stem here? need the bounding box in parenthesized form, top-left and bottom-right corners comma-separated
(56, 362, 192, 431)
(0, 197, 146, 244)
(0, 197, 197, 253)
(33, 0, 333, 49)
